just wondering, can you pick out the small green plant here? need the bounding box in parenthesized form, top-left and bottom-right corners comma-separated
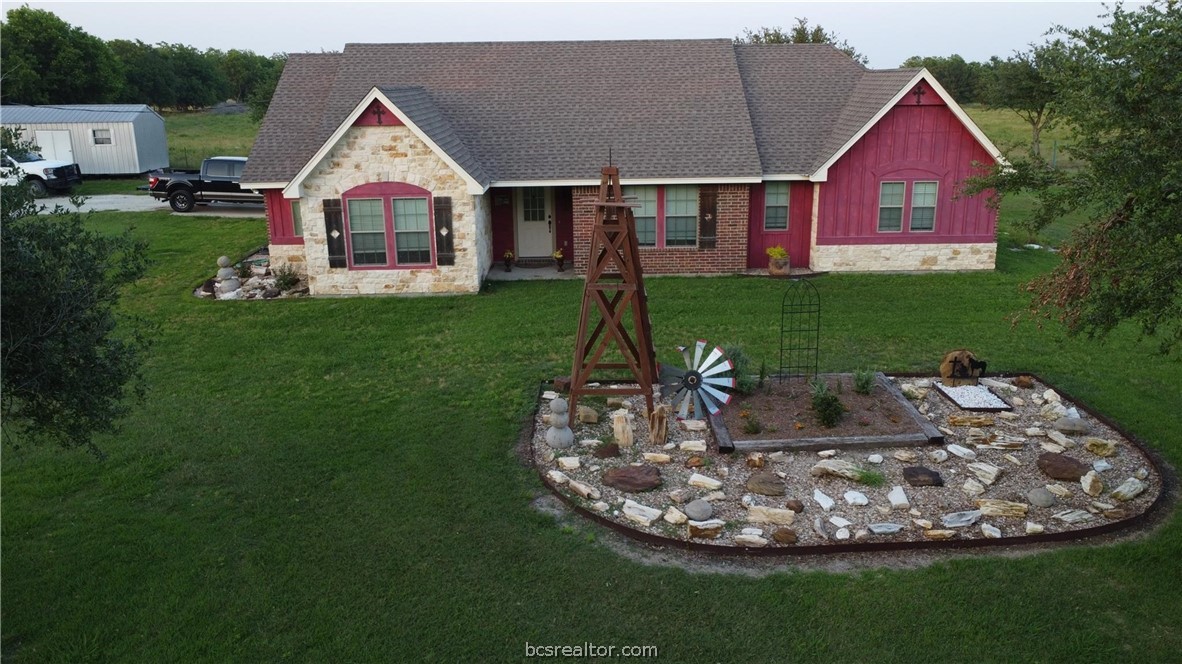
(854, 469, 885, 487)
(854, 369, 875, 395)
(766, 244, 788, 259)
(835, 377, 844, 394)
(810, 378, 845, 427)
(722, 343, 757, 395)
(236, 262, 253, 280)
(809, 377, 830, 400)
(742, 413, 763, 434)
(757, 360, 769, 390)
(273, 263, 300, 291)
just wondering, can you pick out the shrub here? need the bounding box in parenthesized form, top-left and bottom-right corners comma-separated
(854, 369, 876, 395)
(273, 264, 300, 291)
(742, 413, 763, 434)
(810, 378, 845, 427)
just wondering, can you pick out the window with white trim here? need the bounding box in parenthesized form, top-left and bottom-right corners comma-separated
(393, 198, 431, 264)
(92, 128, 112, 145)
(877, 182, 905, 232)
(624, 185, 657, 246)
(290, 200, 303, 236)
(347, 199, 387, 265)
(664, 185, 698, 247)
(764, 182, 789, 230)
(909, 181, 938, 231)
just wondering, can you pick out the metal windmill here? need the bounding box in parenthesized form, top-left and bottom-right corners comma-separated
(659, 340, 736, 419)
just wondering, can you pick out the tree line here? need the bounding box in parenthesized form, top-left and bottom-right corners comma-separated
(0, 7, 285, 117)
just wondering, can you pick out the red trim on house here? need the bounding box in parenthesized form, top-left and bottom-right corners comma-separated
(895, 80, 945, 108)
(352, 99, 405, 127)
(264, 189, 304, 245)
(490, 187, 515, 261)
(554, 186, 574, 257)
(340, 182, 437, 270)
(745, 182, 813, 268)
(817, 102, 998, 245)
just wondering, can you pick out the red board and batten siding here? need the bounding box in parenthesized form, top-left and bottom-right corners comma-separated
(264, 189, 303, 244)
(746, 182, 813, 269)
(817, 88, 998, 246)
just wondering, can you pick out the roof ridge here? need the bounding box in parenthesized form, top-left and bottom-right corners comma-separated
(342, 38, 734, 48)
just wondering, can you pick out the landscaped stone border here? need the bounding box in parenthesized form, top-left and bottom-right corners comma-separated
(526, 374, 1173, 555)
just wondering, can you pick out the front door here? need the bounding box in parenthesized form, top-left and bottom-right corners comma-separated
(515, 187, 553, 258)
(34, 130, 74, 163)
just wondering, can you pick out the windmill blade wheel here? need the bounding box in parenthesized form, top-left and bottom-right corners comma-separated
(663, 341, 736, 419)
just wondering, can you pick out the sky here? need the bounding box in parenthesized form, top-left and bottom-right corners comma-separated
(22, 1, 1119, 67)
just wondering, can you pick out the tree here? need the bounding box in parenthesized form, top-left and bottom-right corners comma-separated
(247, 54, 288, 121)
(110, 39, 178, 108)
(1, 128, 153, 456)
(0, 6, 123, 104)
(901, 54, 986, 103)
(736, 18, 869, 65)
(964, 1, 1182, 353)
(979, 43, 1065, 156)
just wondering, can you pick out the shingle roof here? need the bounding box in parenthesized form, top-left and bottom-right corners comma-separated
(246, 41, 928, 186)
(0, 104, 159, 124)
(377, 86, 490, 187)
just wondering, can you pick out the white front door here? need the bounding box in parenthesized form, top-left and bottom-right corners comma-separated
(515, 187, 553, 257)
(34, 130, 74, 163)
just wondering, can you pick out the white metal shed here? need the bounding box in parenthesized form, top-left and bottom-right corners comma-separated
(0, 104, 169, 175)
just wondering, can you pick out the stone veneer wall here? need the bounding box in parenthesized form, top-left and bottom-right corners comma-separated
(287, 125, 490, 295)
(810, 242, 996, 272)
(570, 184, 749, 274)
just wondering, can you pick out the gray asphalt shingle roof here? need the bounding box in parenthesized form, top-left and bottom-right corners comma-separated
(244, 40, 928, 187)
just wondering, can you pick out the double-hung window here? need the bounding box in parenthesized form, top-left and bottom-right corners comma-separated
(877, 182, 906, 232)
(92, 128, 112, 145)
(664, 185, 698, 247)
(393, 198, 431, 264)
(764, 182, 789, 230)
(342, 182, 435, 268)
(909, 182, 938, 232)
(347, 199, 388, 265)
(625, 185, 657, 246)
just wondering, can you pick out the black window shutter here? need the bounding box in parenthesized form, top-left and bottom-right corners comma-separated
(698, 185, 718, 250)
(434, 196, 455, 266)
(323, 199, 347, 268)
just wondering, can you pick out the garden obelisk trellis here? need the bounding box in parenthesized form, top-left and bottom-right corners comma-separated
(568, 166, 657, 416)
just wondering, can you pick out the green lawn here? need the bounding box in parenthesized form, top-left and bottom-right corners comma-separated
(162, 112, 259, 170)
(2, 204, 1180, 662)
(962, 104, 1082, 169)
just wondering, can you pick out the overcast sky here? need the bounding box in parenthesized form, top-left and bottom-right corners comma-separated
(24, 1, 1118, 67)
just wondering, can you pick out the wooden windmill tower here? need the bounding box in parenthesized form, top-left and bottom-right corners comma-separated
(567, 166, 657, 415)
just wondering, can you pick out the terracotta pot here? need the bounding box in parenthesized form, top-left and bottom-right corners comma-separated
(768, 256, 790, 276)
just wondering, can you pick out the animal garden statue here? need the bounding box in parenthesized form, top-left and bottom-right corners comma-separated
(939, 349, 988, 386)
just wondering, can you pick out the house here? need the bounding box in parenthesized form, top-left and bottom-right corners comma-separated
(242, 40, 1003, 296)
(0, 104, 169, 175)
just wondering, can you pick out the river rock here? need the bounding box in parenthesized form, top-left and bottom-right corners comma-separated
(601, 465, 661, 492)
(1110, 478, 1147, 502)
(868, 523, 904, 535)
(747, 506, 796, 526)
(947, 444, 977, 460)
(663, 507, 688, 525)
(1093, 459, 1113, 472)
(785, 499, 805, 513)
(813, 488, 835, 511)
(1084, 438, 1118, 457)
(929, 449, 949, 463)
(688, 473, 722, 490)
(592, 443, 620, 459)
(622, 499, 662, 526)
(1054, 417, 1089, 434)
(903, 466, 944, 487)
(772, 528, 798, 544)
(1026, 487, 1056, 508)
(688, 519, 725, 539)
(1037, 452, 1090, 480)
(684, 499, 713, 521)
(1080, 471, 1103, 497)
(747, 471, 786, 496)
(818, 449, 838, 458)
(867, 454, 884, 464)
(844, 490, 870, 506)
(941, 510, 983, 528)
(980, 523, 1002, 539)
(835, 527, 851, 540)
(1025, 521, 1045, 534)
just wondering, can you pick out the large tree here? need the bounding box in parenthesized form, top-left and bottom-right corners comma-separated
(0, 6, 123, 104)
(965, 1, 1182, 353)
(1, 129, 153, 456)
(736, 18, 869, 65)
(979, 43, 1065, 156)
(901, 54, 986, 103)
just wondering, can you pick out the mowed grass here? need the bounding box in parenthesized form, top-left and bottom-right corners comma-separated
(2, 205, 1180, 662)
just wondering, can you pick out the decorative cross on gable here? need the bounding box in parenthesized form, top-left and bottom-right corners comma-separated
(911, 85, 927, 105)
(371, 105, 388, 125)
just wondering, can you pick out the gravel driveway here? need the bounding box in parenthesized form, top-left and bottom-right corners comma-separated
(36, 194, 265, 218)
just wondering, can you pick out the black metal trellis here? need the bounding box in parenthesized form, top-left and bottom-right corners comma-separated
(778, 279, 820, 383)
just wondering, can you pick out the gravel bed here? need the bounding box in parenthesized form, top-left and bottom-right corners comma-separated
(532, 376, 1163, 550)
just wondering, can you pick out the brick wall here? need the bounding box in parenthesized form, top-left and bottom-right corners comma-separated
(571, 184, 750, 275)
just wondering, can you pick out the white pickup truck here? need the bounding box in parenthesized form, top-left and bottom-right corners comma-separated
(0, 149, 83, 197)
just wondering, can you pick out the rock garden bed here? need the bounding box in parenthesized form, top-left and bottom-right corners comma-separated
(193, 248, 308, 300)
(531, 374, 1165, 552)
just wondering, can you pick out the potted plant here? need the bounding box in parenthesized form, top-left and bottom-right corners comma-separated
(766, 245, 790, 276)
(502, 249, 514, 272)
(552, 248, 565, 272)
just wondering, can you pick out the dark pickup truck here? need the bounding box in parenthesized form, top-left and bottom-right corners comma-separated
(149, 156, 264, 212)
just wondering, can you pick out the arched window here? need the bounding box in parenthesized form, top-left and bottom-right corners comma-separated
(340, 182, 436, 269)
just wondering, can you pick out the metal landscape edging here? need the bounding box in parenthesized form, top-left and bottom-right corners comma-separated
(526, 373, 1175, 556)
